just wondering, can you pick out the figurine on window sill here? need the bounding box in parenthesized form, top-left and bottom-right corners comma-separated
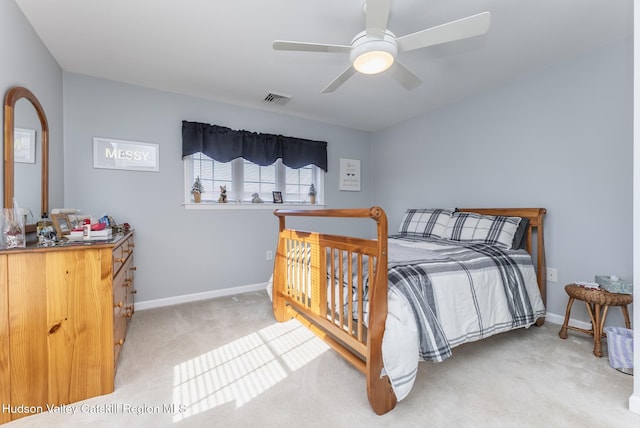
(218, 186, 228, 203)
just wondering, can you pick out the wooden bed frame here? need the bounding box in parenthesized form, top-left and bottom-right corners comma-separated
(272, 206, 546, 415)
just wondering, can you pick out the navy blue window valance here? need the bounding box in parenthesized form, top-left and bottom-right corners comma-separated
(182, 121, 328, 172)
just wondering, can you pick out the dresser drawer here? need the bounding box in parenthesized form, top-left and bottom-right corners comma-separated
(113, 234, 134, 278)
(113, 259, 128, 311)
(112, 245, 126, 277)
(125, 257, 135, 312)
(113, 308, 128, 366)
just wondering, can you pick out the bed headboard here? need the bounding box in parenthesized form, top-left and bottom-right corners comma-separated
(457, 208, 547, 307)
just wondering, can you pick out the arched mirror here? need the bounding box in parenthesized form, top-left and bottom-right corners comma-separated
(4, 86, 49, 232)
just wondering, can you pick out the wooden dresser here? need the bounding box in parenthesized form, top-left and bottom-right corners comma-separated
(0, 231, 135, 423)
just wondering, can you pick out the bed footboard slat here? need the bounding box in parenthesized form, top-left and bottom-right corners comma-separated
(337, 248, 345, 328)
(347, 251, 354, 335)
(357, 253, 364, 342)
(329, 247, 336, 324)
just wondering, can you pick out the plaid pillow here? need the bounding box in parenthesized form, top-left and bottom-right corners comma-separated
(398, 209, 453, 239)
(445, 212, 521, 249)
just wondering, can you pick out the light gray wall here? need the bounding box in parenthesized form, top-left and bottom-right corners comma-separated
(62, 73, 373, 302)
(371, 39, 633, 327)
(0, 0, 64, 214)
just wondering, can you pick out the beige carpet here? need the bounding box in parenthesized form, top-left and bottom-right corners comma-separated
(4, 291, 639, 428)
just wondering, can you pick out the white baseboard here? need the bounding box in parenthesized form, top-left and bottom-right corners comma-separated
(545, 312, 592, 330)
(135, 282, 268, 311)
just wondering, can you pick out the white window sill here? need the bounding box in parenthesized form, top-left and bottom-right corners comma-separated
(184, 202, 326, 210)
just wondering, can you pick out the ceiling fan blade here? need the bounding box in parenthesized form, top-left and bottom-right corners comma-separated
(387, 61, 422, 90)
(396, 11, 491, 52)
(321, 66, 357, 93)
(273, 40, 351, 53)
(365, 0, 392, 39)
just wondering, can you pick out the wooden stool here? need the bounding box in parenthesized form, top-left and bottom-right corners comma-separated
(558, 284, 632, 357)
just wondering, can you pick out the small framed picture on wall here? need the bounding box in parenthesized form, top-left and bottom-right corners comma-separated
(339, 158, 361, 191)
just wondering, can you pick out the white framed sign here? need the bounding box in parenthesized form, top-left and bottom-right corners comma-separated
(339, 158, 361, 191)
(93, 137, 159, 172)
(14, 128, 36, 163)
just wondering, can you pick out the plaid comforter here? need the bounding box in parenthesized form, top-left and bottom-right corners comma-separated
(378, 236, 546, 400)
(387, 236, 543, 360)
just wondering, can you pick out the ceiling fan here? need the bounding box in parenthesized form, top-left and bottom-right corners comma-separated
(273, 0, 491, 93)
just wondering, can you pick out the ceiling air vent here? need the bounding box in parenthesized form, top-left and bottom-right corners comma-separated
(263, 92, 292, 106)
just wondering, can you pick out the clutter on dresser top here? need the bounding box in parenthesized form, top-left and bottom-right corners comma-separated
(43, 208, 130, 245)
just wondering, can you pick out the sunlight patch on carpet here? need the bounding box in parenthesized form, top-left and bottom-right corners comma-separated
(171, 319, 329, 422)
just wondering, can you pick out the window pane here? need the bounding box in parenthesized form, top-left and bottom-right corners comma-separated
(187, 154, 321, 204)
(213, 161, 232, 194)
(284, 165, 313, 202)
(243, 160, 275, 201)
(190, 153, 232, 201)
(299, 168, 311, 183)
(191, 153, 213, 199)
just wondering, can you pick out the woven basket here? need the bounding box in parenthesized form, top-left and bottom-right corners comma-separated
(604, 327, 634, 370)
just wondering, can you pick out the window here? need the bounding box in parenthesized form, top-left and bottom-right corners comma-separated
(185, 153, 323, 204)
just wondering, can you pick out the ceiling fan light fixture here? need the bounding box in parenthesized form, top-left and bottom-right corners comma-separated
(273, 7, 491, 92)
(350, 31, 398, 75)
(353, 50, 394, 74)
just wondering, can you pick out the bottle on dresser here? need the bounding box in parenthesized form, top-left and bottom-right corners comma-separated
(36, 212, 56, 246)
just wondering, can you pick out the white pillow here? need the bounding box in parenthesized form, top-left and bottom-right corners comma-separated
(445, 212, 521, 249)
(397, 209, 453, 239)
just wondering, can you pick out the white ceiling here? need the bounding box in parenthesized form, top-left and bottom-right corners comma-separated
(15, 0, 633, 132)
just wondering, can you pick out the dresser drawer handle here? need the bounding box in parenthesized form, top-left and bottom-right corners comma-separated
(131, 289, 137, 294)
(115, 257, 125, 263)
(124, 311, 133, 318)
(114, 301, 124, 308)
(130, 266, 137, 271)
(115, 338, 125, 346)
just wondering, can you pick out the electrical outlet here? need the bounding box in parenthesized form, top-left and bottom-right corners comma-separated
(547, 267, 558, 282)
(266, 250, 273, 261)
